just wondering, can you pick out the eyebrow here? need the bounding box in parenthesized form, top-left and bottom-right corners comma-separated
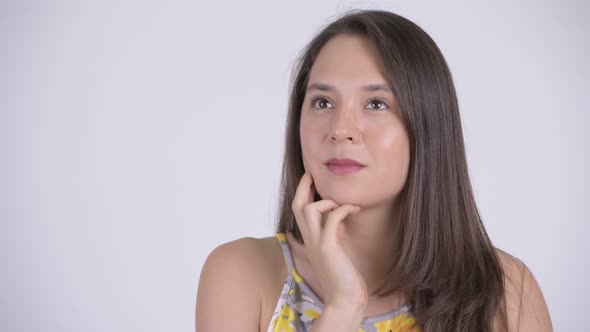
(305, 82, 393, 93)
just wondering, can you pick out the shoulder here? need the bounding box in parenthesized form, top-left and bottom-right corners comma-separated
(202, 236, 277, 274)
(195, 235, 282, 332)
(494, 248, 553, 332)
(198, 235, 281, 292)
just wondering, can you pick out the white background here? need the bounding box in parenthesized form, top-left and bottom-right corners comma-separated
(1, 0, 588, 331)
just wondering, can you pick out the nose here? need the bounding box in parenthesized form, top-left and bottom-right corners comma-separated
(329, 108, 360, 144)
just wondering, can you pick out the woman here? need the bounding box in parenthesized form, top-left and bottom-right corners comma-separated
(195, 9, 552, 332)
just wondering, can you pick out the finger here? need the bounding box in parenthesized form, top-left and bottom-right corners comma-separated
(291, 172, 313, 218)
(322, 205, 361, 245)
(303, 199, 339, 242)
(291, 173, 316, 244)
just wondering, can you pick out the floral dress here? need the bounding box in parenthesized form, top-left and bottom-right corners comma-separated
(266, 233, 421, 332)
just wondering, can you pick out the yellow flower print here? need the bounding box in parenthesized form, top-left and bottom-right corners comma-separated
(272, 304, 297, 332)
(276, 233, 287, 243)
(374, 313, 421, 332)
(291, 267, 304, 283)
(304, 308, 320, 320)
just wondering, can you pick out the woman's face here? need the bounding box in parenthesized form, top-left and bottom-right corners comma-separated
(300, 34, 410, 209)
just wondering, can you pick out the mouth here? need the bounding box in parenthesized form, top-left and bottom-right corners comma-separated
(325, 158, 366, 175)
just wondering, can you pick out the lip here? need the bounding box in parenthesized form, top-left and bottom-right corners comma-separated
(326, 158, 365, 166)
(325, 158, 366, 175)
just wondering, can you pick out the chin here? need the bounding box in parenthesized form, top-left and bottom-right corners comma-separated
(316, 188, 364, 206)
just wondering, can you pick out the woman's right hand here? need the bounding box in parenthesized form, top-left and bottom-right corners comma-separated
(291, 172, 368, 313)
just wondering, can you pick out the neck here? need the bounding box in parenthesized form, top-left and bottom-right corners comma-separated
(336, 200, 403, 295)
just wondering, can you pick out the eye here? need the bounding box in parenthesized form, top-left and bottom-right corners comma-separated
(366, 98, 389, 111)
(310, 96, 334, 110)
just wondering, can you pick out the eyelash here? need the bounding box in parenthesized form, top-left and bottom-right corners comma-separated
(310, 96, 390, 111)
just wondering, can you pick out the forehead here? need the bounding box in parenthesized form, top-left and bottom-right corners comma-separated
(308, 34, 389, 88)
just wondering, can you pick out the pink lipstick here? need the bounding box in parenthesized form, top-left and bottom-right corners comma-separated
(325, 158, 365, 175)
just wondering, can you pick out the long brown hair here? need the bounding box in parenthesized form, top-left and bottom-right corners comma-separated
(275, 9, 508, 331)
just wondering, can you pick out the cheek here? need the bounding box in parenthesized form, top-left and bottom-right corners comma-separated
(373, 127, 410, 182)
(299, 117, 323, 171)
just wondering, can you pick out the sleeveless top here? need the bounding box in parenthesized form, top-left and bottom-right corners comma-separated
(266, 233, 421, 332)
